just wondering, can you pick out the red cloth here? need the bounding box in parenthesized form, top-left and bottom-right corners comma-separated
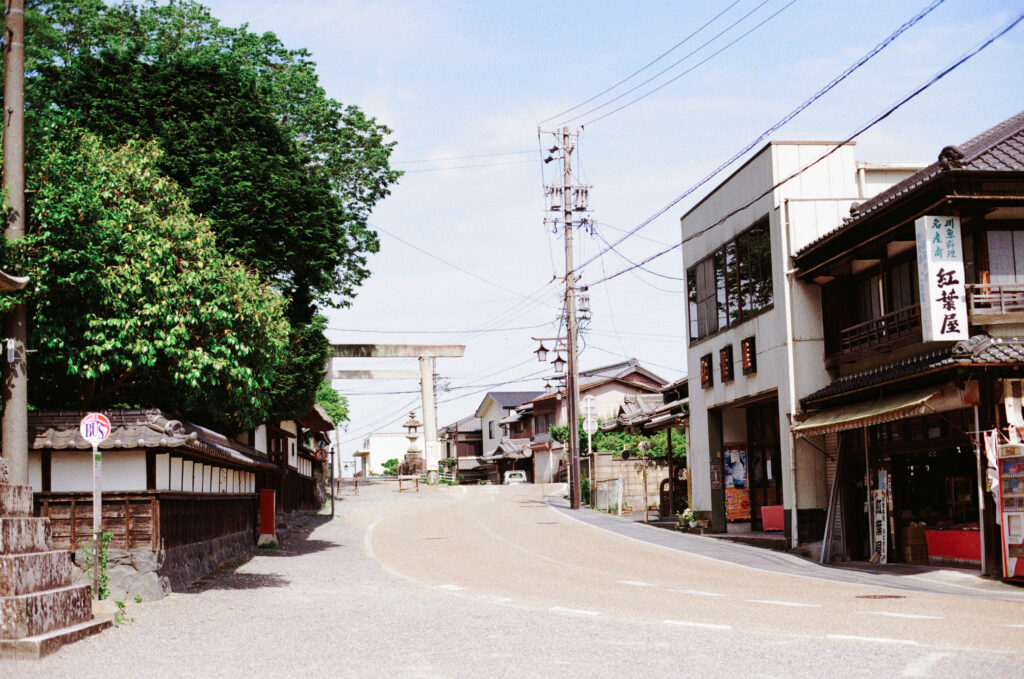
(924, 527, 981, 561)
(762, 504, 785, 531)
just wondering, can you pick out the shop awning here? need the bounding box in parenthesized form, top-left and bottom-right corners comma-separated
(791, 386, 942, 437)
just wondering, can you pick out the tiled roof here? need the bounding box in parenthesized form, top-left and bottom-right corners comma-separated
(797, 110, 1024, 257)
(29, 408, 276, 470)
(802, 335, 1024, 405)
(440, 415, 481, 434)
(486, 391, 545, 408)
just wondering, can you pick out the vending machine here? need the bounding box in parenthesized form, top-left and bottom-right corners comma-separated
(998, 444, 1024, 580)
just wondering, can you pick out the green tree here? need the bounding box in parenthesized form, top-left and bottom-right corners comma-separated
(21, 0, 400, 421)
(381, 458, 399, 476)
(551, 418, 686, 460)
(316, 380, 350, 428)
(0, 117, 288, 429)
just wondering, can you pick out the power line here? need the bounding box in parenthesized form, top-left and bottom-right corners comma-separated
(570, 0, 791, 126)
(539, 0, 742, 124)
(593, 229, 685, 281)
(589, 11, 1024, 287)
(400, 158, 537, 174)
(577, 0, 952, 272)
(327, 322, 550, 335)
(394, 150, 534, 164)
(374, 224, 560, 308)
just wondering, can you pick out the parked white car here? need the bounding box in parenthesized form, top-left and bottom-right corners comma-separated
(503, 470, 528, 485)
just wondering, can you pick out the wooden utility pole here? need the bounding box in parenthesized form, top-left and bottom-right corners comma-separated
(2, 0, 28, 485)
(561, 127, 582, 510)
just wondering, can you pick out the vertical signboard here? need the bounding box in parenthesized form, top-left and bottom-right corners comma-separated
(915, 215, 968, 341)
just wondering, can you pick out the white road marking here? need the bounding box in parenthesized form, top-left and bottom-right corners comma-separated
(1004, 623, 1024, 628)
(866, 611, 942, 620)
(668, 588, 725, 597)
(549, 606, 600, 617)
(664, 619, 732, 630)
(827, 634, 919, 646)
(437, 584, 466, 591)
(745, 599, 819, 607)
(617, 579, 657, 587)
(901, 652, 949, 677)
(477, 594, 514, 604)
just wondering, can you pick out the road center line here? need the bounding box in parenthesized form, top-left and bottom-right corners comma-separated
(617, 579, 657, 587)
(438, 584, 466, 591)
(549, 606, 600, 616)
(745, 599, 819, 607)
(664, 619, 732, 630)
(668, 588, 725, 597)
(827, 634, 920, 646)
(866, 611, 942, 620)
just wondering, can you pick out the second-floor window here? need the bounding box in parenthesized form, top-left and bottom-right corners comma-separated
(535, 413, 550, 435)
(688, 217, 773, 342)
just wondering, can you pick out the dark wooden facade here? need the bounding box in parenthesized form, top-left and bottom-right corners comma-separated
(34, 491, 257, 551)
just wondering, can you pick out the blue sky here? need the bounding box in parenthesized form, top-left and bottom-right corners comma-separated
(201, 0, 1024, 453)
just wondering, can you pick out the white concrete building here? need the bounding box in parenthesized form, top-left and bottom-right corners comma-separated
(355, 430, 421, 476)
(681, 141, 923, 545)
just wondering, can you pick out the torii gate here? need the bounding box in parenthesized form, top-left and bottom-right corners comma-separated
(331, 344, 465, 477)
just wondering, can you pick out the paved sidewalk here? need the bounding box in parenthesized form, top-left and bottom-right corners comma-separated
(548, 496, 1024, 601)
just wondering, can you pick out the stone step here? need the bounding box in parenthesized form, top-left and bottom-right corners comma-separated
(0, 484, 34, 517)
(0, 583, 93, 639)
(0, 551, 72, 597)
(0, 616, 111, 660)
(0, 517, 51, 554)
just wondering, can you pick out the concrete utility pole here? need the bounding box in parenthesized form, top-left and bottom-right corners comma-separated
(2, 0, 28, 485)
(561, 127, 582, 510)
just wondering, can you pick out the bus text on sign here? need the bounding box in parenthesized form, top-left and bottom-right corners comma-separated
(80, 413, 111, 445)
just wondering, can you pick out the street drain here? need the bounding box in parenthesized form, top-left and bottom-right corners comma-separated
(536, 521, 559, 525)
(855, 594, 906, 599)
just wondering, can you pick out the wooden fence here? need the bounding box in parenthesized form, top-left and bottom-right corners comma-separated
(34, 491, 257, 551)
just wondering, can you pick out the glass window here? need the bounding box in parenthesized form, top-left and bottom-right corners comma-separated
(685, 216, 774, 342)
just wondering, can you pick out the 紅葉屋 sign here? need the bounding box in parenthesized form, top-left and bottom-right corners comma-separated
(915, 215, 968, 341)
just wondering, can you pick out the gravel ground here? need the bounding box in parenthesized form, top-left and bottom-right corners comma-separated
(5, 481, 1021, 678)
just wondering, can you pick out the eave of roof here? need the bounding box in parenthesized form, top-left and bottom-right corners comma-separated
(796, 110, 1024, 265)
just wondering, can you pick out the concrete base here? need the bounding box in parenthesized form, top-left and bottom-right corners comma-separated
(0, 583, 93, 639)
(257, 533, 278, 548)
(0, 617, 111, 660)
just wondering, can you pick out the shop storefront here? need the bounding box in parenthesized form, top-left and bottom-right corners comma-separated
(795, 384, 985, 569)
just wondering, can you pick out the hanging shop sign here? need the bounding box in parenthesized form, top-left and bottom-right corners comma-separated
(872, 488, 889, 565)
(915, 215, 968, 341)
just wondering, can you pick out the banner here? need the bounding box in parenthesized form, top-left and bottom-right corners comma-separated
(872, 489, 888, 564)
(915, 215, 968, 341)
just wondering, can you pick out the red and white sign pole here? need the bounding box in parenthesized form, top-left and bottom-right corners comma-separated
(80, 412, 111, 598)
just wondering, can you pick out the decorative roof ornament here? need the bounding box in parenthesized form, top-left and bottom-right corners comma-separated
(938, 144, 965, 170)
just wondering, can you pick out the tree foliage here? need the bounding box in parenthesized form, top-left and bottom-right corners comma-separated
(315, 380, 350, 427)
(0, 117, 288, 428)
(6, 0, 400, 423)
(550, 419, 686, 460)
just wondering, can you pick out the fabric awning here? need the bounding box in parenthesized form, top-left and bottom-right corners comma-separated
(791, 386, 942, 437)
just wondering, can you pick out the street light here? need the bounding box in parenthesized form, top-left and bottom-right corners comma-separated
(534, 341, 549, 362)
(552, 353, 566, 374)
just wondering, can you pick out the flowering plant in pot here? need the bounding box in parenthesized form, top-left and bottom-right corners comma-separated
(677, 508, 696, 528)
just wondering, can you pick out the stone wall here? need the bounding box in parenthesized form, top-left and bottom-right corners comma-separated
(588, 452, 669, 511)
(71, 529, 254, 601)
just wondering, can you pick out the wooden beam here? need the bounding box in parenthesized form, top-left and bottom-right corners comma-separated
(333, 369, 422, 380)
(330, 343, 465, 358)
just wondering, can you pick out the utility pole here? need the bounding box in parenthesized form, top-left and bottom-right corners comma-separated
(2, 0, 28, 485)
(561, 127, 582, 510)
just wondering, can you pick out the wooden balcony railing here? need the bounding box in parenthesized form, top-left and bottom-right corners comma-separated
(967, 284, 1024, 323)
(829, 304, 921, 365)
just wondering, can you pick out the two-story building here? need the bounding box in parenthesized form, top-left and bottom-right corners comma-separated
(793, 111, 1024, 573)
(682, 139, 925, 546)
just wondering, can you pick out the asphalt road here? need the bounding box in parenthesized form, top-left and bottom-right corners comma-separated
(10, 482, 1024, 678)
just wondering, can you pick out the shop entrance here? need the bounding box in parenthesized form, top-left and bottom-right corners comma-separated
(718, 397, 783, 533)
(839, 409, 978, 565)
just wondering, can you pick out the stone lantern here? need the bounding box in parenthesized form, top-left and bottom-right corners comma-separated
(403, 411, 424, 474)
